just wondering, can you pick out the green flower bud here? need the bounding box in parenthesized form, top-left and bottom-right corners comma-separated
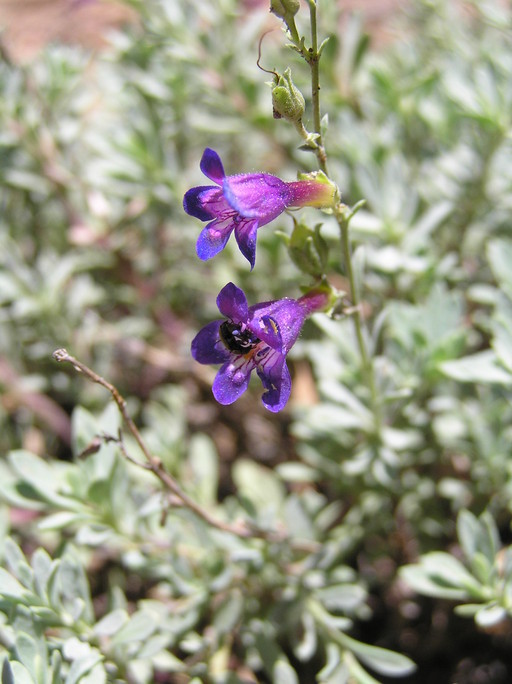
(288, 221, 329, 278)
(270, 0, 300, 20)
(272, 68, 305, 123)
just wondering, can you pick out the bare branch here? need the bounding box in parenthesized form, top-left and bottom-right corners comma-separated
(52, 348, 319, 553)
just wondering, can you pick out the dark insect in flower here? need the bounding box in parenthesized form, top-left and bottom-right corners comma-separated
(219, 321, 261, 355)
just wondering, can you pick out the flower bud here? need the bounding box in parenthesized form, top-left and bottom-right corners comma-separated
(270, 0, 300, 20)
(272, 68, 305, 123)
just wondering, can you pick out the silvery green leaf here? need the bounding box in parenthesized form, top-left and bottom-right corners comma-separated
(233, 459, 285, 514)
(475, 604, 509, 628)
(213, 591, 243, 636)
(315, 584, 367, 614)
(93, 610, 129, 637)
(441, 351, 512, 384)
(0, 569, 29, 601)
(336, 632, 416, 677)
(284, 496, 315, 540)
(14, 633, 43, 684)
(2, 660, 14, 684)
(8, 451, 81, 511)
(64, 653, 103, 684)
(6, 663, 34, 684)
(77, 665, 106, 684)
(293, 611, 317, 662)
(487, 238, 512, 296)
(273, 659, 298, 684)
(188, 434, 219, 506)
(4, 539, 33, 591)
(32, 548, 54, 599)
(111, 610, 158, 646)
(401, 553, 484, 600)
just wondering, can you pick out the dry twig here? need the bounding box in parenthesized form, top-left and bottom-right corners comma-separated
(52, 348, 319, 552)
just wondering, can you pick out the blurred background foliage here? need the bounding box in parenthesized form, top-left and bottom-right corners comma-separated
(0, 0, 512, 682)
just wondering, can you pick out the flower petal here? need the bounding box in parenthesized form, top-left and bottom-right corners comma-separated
(183, 185, 219, 220)
(234, 219, 259, 270)
(191, 320, 230, 365)
(257, 356, 291, 412)
(213, 358, 252, 405)
(250, 298, 306, 352)
(217, 282, 248, 321)
(248, 314, 282, 350)
(196, 218, 234, 261)
(200, 148, 225, 184)
(223, 174, 290, 222)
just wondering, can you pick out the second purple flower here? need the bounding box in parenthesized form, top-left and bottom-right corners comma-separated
(191, 282, 328, 412)
(183, 148, 336, 269)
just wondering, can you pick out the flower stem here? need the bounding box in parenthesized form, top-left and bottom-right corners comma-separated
(304, 2, 382, 438)
(306, 0, 328, 175)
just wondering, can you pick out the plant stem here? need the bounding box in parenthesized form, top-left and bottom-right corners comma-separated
(305, 2, 381, 438)
(307, 0, 328, 175)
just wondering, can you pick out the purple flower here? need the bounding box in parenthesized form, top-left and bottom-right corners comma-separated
(183, 148, 336, 269)
(191, 282, 328, 412)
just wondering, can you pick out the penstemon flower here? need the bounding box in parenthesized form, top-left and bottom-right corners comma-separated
(183, 148, 337, 269)
(191, 282, 329, 412)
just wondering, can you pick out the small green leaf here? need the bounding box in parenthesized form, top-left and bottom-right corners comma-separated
(7, 663, 34, 684)
(0, 568, 29, 601)
(32, 547, 54, 599)
(405, 551, 489, 599)
(111, 610, 158, 646)
(441, 351, 512, 384)
(475, 604, 509, 629)
(93, 610, 129, 637)
(273, 659, 298, 684)
(457, 510, 499, 578)
(336, 632, 416, 677)
(213, 591, 243, 636)
(188, 434, 219, 506)
(15, 633, 42, 684)
(2, 660, 14, 684)
(488, 238, 512, 296)
(65, 653, 103, 684)
(315, 584, 367, 613)
(233, 459, 285, 514)
(4, 538, 33, 590)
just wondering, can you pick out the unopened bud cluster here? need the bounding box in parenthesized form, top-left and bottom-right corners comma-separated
(272, 68, 305, 123)
(270, 0, 300, 20)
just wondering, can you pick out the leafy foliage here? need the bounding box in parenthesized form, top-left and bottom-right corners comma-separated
(0, 0, 511, 681)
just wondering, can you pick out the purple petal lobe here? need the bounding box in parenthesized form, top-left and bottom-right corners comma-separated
(183, 185, 219, 220)
(251, 299, 306, 352)
(196, 219, 234, 261)
(223, 174, 290, 223)
(200, 148, 225, 184)
(234, 219, 259, 270)
(257, 356, 291, 412)
(217, 282, 248, 321)
(248, 314, 282, 350)
(213, 358, 252, 405)
(191, 320, 230, 365)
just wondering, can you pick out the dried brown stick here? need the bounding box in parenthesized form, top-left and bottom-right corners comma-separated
(52, 348, 317, 548)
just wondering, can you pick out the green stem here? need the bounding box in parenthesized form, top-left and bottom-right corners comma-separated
(285, 15, 302, 48)
(307, 0, 328, 175)
(289, 1, 382, 438)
